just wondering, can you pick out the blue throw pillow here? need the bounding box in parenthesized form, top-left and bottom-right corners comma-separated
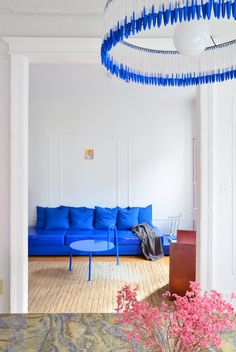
(139, 205, 153, 226)
(70, 207, 94, 230)
(36, 206, 46, 229)
(94, 206, 118, 229)
(117, 207, 139, 230)
(45, 207, 70, 230)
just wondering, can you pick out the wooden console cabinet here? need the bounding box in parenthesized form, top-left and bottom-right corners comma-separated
(169, 230, 196, 296)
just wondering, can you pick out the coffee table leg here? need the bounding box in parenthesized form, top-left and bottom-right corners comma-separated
(88, 252, 92, 281)
(69, 249, 73, 272)
(116, 245, 119, 266)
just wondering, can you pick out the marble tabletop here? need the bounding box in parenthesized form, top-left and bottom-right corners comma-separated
(0, 314, 235, 352)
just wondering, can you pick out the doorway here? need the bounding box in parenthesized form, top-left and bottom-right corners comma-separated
(6, 37, 212, 313)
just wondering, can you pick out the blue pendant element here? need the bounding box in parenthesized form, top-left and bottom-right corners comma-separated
(101, 0, 236, 87)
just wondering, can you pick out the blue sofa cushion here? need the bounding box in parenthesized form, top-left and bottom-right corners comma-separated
(94, 206, 118, 229)
(29, 227, 68, 236)
(117, 207, 139, 230)
(117, 230, 141, 245)
(65, 229, 141, 246)
(70, 207, 94, 230)
(29, 235, 65, 246)
(28, 227, 66, 246)
(65, 229, 108, 245)
(45, 207, 70, 230)
(138, 205, 153, 227)
(36, 206, 46, 229)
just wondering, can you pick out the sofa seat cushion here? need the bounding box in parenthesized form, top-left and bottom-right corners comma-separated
(65, 229, 141, 246)
(117, 230, 141, 245)
(29, 227, 68, 237)
(28, 228, 66, 246)
(28, 227, 66, 246)
(66, 230, 141, 246)
(65, 229, 109, 246)
(29, 235, 65, 246)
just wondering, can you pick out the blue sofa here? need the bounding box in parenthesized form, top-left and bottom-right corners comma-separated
(28, 205, 167, 256)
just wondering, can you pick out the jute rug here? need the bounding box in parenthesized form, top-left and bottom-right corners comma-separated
(29, 259, 169, 313)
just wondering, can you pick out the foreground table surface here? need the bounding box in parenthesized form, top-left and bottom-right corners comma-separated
(0, 314, 235, 351)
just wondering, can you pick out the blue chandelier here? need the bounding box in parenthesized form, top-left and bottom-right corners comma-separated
(101, 0, 236, 87)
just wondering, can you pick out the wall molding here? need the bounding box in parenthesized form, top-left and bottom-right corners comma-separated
(232, 100, 236, 276)
(29, 133, 50, 206)
(197, 85, 215, 291)
(0, 39, 10, 61)
(115, 137, 120, 205)
(10, 54, 29, 313)
(127, 137, 132, 206)
(4, 37, 101, 64)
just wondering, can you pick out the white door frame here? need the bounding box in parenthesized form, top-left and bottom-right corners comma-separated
(196, 85, 215, 292)
(3, 37, 213, 313)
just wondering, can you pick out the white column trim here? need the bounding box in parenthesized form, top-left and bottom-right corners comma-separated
(196, 85, 214, 291)
(232, 100, 236, 276)
(10, 54, 29, 313)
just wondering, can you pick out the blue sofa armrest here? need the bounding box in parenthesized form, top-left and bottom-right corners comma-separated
(28, 227, 38, 238)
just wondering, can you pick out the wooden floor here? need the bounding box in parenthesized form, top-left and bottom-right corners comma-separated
(28, 255, 170, 313)
(29, 255, 169, 264)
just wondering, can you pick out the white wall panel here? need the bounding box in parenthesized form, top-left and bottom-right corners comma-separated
(129, 133, 193, 231)
(129, 133, 187, 217)
(28, 134, 50, 224)
(60, 134, 117, 207)
(233, 101, 236, 276)
(201, 81, 236, 296)
(0, 42, 10, 312)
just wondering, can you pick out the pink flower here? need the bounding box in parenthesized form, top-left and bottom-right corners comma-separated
(116, 282, 236, 351)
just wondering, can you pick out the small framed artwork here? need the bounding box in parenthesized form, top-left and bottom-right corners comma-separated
(84, 149, 94, 160)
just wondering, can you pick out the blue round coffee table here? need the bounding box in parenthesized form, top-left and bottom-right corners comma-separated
(69, 239, 119, 281)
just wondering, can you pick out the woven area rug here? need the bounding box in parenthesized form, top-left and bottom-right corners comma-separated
(0, 314, 235, 352)
(29, 260, 169, 313)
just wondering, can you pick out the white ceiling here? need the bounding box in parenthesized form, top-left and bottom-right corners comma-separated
(0, 0, 106, 14)
(0, 0, 234, 40)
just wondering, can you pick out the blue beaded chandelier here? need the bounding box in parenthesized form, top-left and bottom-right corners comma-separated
(101, 0, 236, 87)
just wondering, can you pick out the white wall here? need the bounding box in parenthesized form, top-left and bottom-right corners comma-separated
(29, 63, 196, 233)
(210, 80, 236, 296)
(0, 39, 10, 313)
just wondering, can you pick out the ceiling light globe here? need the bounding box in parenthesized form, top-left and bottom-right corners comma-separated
(173, 20, 211, 56)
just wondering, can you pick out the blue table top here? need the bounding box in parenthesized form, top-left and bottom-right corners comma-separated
(70, 240, 115, 252)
